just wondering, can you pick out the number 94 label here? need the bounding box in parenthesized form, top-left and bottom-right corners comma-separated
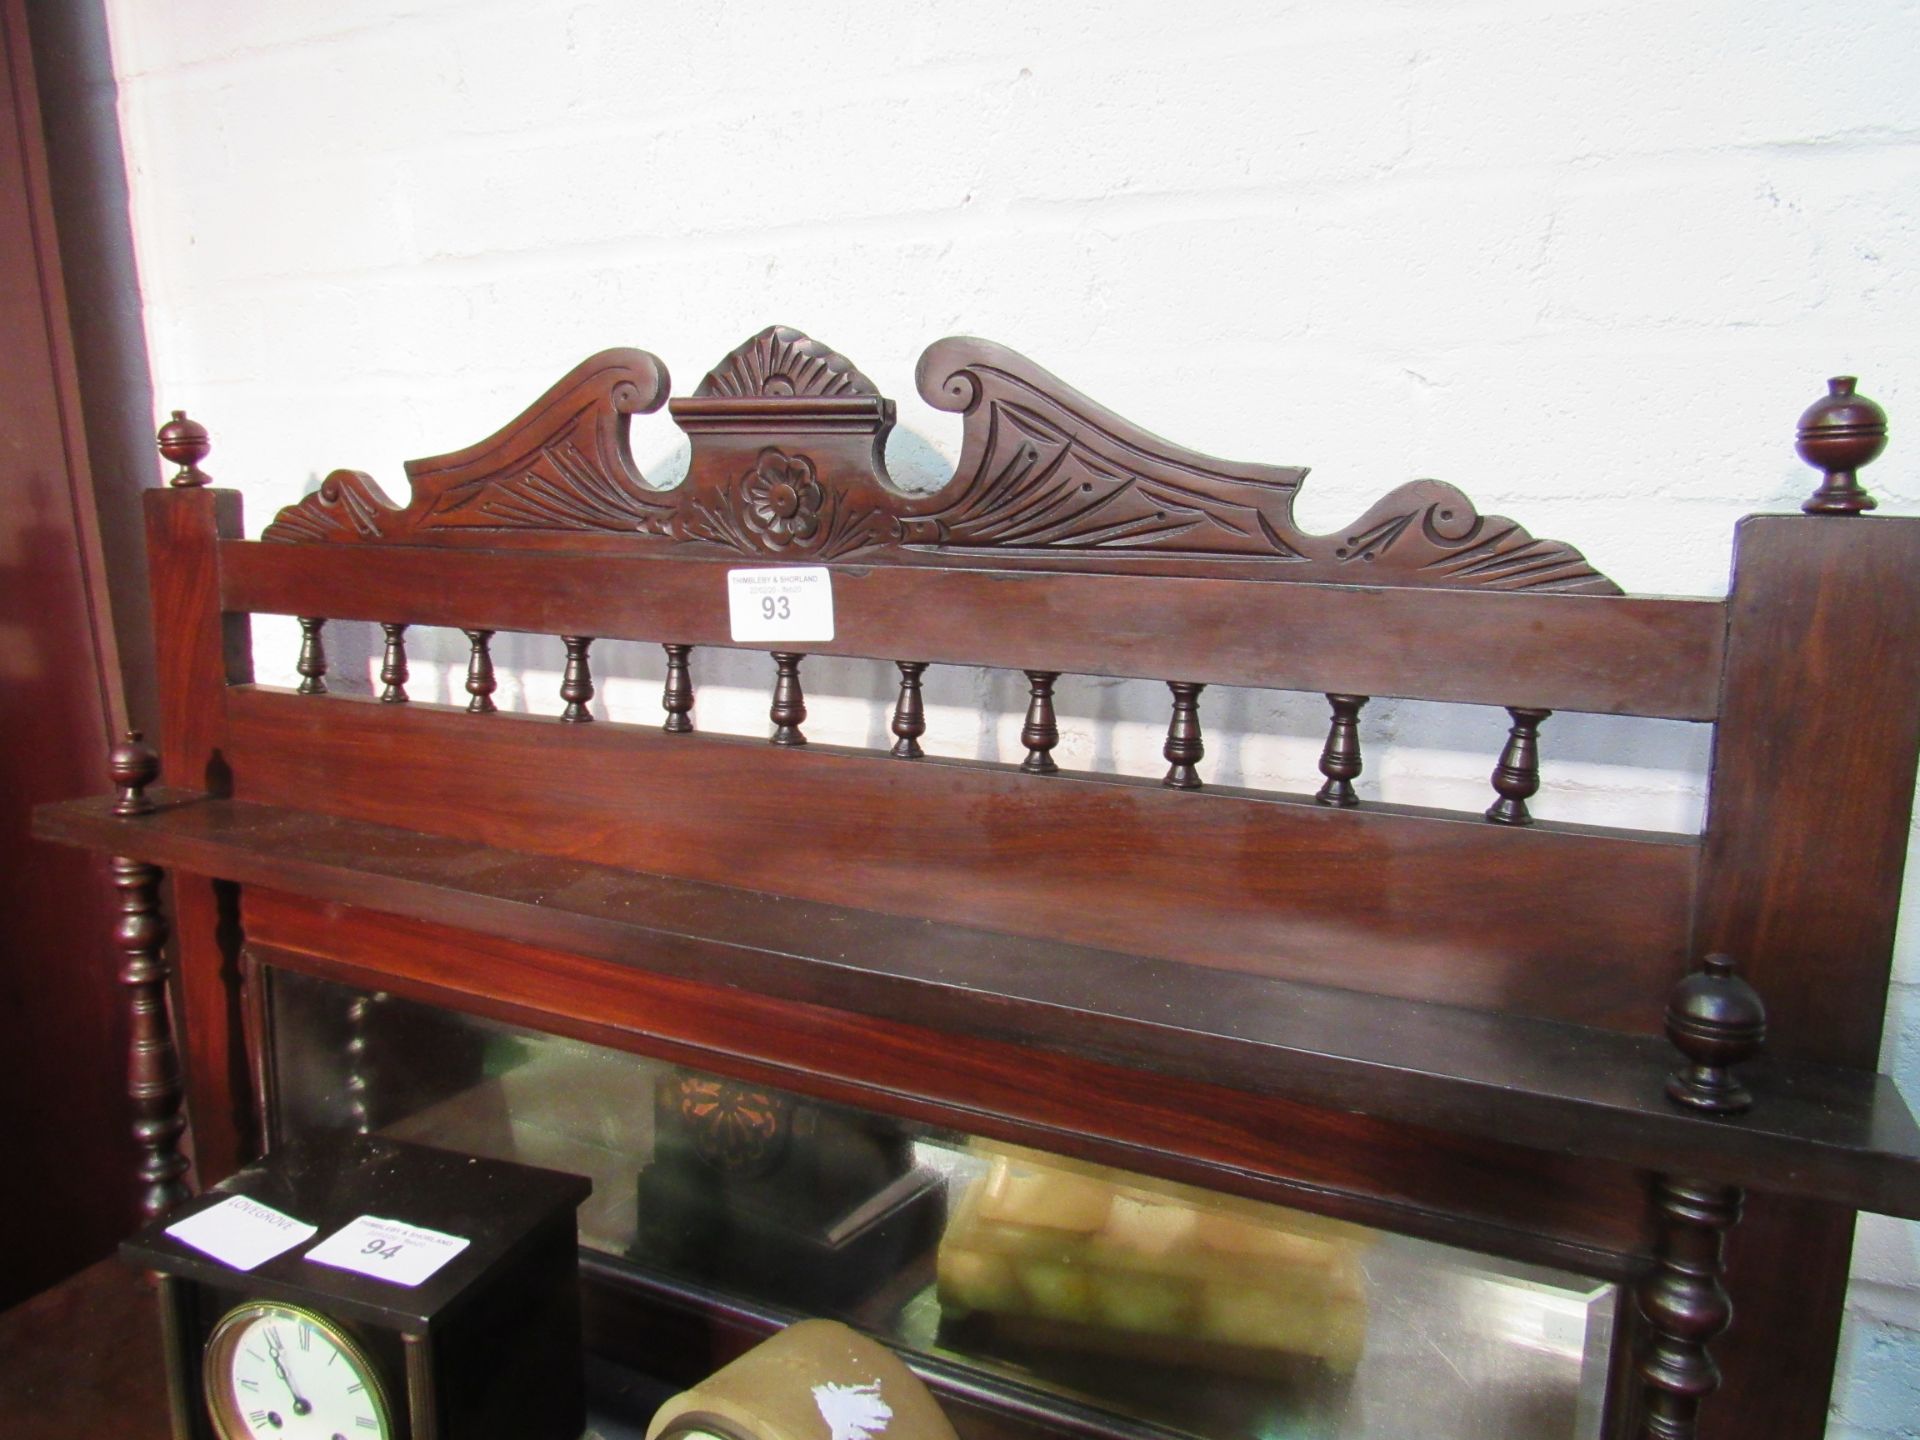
(305, 1215, 470, 1288)
(727, 567, 836, 643)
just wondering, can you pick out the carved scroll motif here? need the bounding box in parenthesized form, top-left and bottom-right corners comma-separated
(910, 338, 1310, 566)
(261, 328, 1620, 593)
(913, 338, 1617, 590)
(263, 348, 673, 544)
(263, 471, 389, 542)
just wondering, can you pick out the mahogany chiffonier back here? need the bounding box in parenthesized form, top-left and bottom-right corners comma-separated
(37, 328, 1920, 1440)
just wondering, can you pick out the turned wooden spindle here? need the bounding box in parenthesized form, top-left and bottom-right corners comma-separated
(1797, 375, 1887, 516)
(1162, 682, 1206, 790)
(343, 991, 385, 1135)
(1021, 671, 1061, 774)
(1664, 954, 1767, 1114)
(891, 662, 929, 759)
(770, 652, 807, 745)
(1485, 707, 1550, 825)
(378, 623, 410, 704)
(463, 629, 498, 714)
(156, 409, 212, 488)
(1315, 694, 1368, 807)
(662, 644, 695, 733)
(112, 848, 190, 1220)
(295, 617, 328, 695)
(1637, 1177, 1742, 1440)
(560, 635, 595, 722)
(109, 729, 158, 817)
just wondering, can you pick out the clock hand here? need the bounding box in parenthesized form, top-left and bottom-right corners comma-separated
(265, 1332, 313, 1417)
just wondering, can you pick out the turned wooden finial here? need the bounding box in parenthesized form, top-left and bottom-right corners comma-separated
(1665, 953, 1767, 1114)
(1798, 376, 1886, 516)
(157, 409, 212, 488)
(109, 730, 159, 816)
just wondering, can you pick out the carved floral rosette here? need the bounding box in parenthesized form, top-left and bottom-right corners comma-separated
(672, 1073, 793, 1179)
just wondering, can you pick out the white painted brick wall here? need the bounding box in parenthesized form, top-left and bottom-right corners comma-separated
(100, 1, 1920, 1432)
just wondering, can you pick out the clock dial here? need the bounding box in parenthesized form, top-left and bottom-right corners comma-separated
(204, 1302, 393, 1440)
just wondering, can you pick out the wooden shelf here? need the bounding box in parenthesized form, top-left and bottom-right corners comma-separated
(35, 790, 1920, 1222)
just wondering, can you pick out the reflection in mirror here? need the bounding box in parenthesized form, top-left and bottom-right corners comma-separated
(269, 968, 1618, 1440)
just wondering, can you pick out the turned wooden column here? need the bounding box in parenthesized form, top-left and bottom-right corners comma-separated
(891, 661, 929, 759)
(1485, 707, 1549, 825)
(662, 644, 695, 733)
(1161, 682, 1206, 790)
(1020, 671, 1060, 774)
(769, 653, 807, 746)
(344, 991, 387, 1134)
(1315, 694, 1367, 807)
(1638, 1177, 1743, 1440)
(559, 635, 596, 722)
(106, 733, 190, 1220)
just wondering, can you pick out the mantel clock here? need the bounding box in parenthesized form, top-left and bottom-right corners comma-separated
(122, 1135, 591, 1440)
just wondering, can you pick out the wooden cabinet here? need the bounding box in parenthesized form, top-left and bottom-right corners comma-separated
(38, 328, 1920, 1440)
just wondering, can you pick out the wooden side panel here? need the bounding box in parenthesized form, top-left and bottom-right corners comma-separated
(1697, 514, 1920, 1068)
(1691, 514, 1920, 1440)
(147, 486, 252, 1183)
(1704, 1193, 1855, 1440)
(221, 687, 1698, 1033)
(244, 890, 1652, 1267)
(218, 540, 1729, 719)
(149, 489, 248, 796)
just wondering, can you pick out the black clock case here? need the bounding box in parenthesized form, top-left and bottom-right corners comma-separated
(123, 1135, 592, 1440)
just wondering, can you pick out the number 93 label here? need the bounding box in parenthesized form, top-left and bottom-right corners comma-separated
(727, 567, 835, 643)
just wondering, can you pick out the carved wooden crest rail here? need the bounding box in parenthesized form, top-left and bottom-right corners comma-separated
(261, 325, 1619, 593)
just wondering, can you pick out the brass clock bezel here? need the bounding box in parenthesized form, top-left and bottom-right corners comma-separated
(202, 1300, 396, 1440)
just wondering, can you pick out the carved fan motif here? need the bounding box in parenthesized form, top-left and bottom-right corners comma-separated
(259, 327, 1620, 593)
(694, 325, 879, 399)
